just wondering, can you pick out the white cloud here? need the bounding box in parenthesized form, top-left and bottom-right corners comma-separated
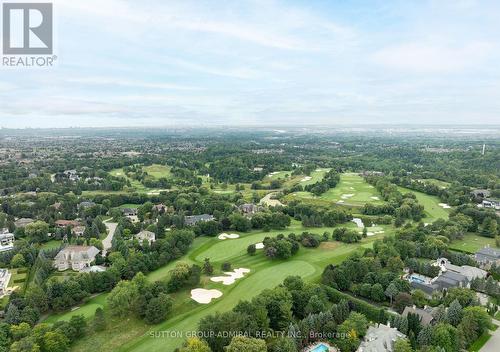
(372, 41, 494, 73)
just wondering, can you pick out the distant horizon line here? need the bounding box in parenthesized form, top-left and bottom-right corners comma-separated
(1, 123, 500, 130)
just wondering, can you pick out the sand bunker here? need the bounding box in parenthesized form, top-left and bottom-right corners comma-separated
(218, 233, 240, 240)
(300, 176, 312, 182)
(352, 218, 364, 228)
(371, 196, 380, 200)
(438, 203, 451, 209)
(255, 242, 264, 249)
(268, 172, 280, 176)
(337, 200, 345, 204)
(341, 194, 354, 199)
(210, 268, 250, 285)
(191, 288, 223, 304)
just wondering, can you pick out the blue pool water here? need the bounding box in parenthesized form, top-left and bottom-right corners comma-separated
(410, 275, 425, 283)
(311, 344, 329, 352)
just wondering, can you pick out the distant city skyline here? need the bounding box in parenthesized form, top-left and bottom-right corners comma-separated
(1, 0, 500, 128)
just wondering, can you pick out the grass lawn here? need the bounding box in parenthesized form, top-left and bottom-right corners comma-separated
(118, 203, 143, 209)
(68, 218, 394, 352)
(286, 172, 384, 207)
(397, 186, 450, 222)
(39, 240, 62, 251)
(44, 294, 108, 324)
(8, 268, 28, 292)
(450, 233, 499, 254)
(298, 168, 330, 186)
(418, 178, 451, 189)
(264, 170, 293, 181)
(143, 164, 172, 179)
(468, 331, 491, 352)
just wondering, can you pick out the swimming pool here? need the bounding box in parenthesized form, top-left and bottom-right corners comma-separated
(410, 275, 425, 283)
(310, 343, 329, 352)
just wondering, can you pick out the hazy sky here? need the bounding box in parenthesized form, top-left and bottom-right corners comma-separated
(1, 0, 500, 128)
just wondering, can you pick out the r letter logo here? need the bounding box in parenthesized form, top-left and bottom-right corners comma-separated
(2, 3, 53, 55)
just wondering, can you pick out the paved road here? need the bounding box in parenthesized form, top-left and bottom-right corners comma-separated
(102, 221, 117, 256)
(481, 318, 500, 352)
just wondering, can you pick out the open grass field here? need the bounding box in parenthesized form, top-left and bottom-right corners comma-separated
(396, 186, 450, 222)
(418, 178, 451, 189)
(299, 168, 330, 186)
(39, 240, 62, 251)
(44, 294, 108, 324)
(449, 233, 499, 254)
(143, 164, 172, 179)
(286, 172, 385, 207)
(67, 219, 395, 352)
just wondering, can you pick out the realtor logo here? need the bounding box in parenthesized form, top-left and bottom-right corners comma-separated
(2, 2, 53, 55)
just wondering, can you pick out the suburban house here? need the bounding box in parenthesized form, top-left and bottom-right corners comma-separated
(0, 269, 11, 296)
(238, 203, 263, 216)
(0, 233, 15, 252)
(184, 214, 215, 226)
(14, 218, 34, 228)
(475, 247, 500, 269)
(53, 246, 100, 271)
(481, 199, 500, 210)
(357, 323, 406, 352)
(471, 189, 491, 200)
(71, 226, 86, 237)
(135, 230, 156, 245)
(122, 208, 138, 216)
(408, 258, 487, 295)
(63, 169, 80, 182)
(436, 258, 488, 281)
(402, 306, 434, 326)
(55, 219, 81, 228)
(152, 204, 173, 213)
(78, 201, 96, 210)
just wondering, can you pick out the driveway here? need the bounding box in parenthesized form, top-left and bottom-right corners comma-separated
(102, 221, 117, 256)
(481, 318, 500, 352)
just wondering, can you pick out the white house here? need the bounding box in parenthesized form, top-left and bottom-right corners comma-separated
(0, 233, 15, 252)
(54, 246, 100, 271)
(0, 269, 12, 296)
(135, 230, 156, 245)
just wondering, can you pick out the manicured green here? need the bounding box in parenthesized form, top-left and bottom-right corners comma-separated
(44, 294, 108, 324)
(450, 233, 499, 254)
(288, 172, 385, 207)
(418, 178, 451, 189)
(68, 218, 392, 352)
(397, 186, 450, 222)
(143, 164, 172, 179)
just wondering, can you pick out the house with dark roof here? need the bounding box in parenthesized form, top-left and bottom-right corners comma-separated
(471, 189, 491, 200)
(122, 208, 138, 217)
(436, 258, 487, 281)
(184, 214, 215, 226)
(402, 306, 434, 326)
(475, 247, 500, 269)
